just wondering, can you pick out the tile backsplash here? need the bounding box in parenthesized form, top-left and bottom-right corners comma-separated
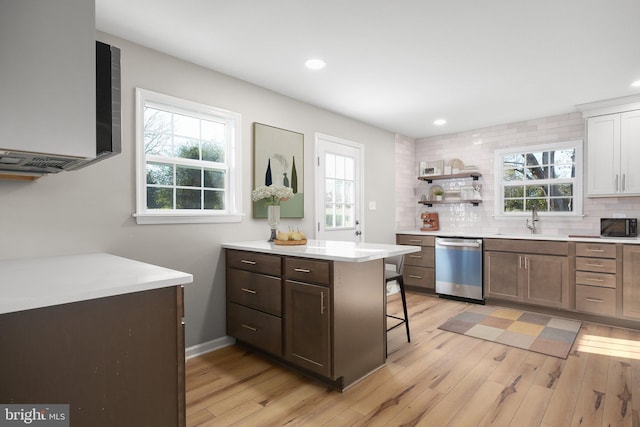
(396, 112, 640, 235)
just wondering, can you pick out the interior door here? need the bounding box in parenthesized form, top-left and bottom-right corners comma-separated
(315, 133, 364, 242)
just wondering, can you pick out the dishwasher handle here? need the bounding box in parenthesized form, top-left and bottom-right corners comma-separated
(436, 239, 482, 249)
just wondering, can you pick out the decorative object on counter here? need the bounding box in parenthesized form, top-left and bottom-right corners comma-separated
(275, 227, 307, 245)
(253, 122, 304, 218)
(447, 158, 465, 174)
(421, 160, 444, 177)
(438, 305, 581, 359)
(420, 212, 439, 231)
(252, 185, 294, 241)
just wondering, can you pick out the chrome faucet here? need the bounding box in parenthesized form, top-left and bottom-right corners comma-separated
(526, 205, 538, 234)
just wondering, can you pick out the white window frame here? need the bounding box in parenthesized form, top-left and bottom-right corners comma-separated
(134, 88, 243, 224)
(494, 139, 583, 219)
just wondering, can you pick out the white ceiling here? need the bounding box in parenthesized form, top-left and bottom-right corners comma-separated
(96, 0, 640, 139)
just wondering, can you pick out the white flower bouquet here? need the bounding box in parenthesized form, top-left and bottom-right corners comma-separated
(251, 185, 294, 205)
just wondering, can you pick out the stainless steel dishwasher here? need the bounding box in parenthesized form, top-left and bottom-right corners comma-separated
(435, 237, 484, 303)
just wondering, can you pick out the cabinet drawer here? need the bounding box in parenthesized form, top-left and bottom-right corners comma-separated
(576, 285, 616, 317)
(575, 243, 616, 259)
(403, 265, 435, 290)
(575, 257, 617, 274)
(227, 268, 282, 316)
(575, 271, 617, 288)
(396, 234, 435, 247)
(226, 250, 281, 276)
(404, 247, 435, 267)
(484, 238, 568, 256)
(284, 258, 331, 285)
(227, 303, 282, 356)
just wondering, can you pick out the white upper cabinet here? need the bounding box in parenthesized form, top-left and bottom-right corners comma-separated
(582, 96, 640, 197)
(0, 0, 96, 159)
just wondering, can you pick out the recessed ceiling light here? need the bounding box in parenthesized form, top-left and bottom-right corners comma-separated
(305, 59, 326, 70)
(434, 119, 447, 126)
(632, 80, 640, 88)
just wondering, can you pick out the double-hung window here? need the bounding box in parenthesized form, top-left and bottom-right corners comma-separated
(134, 88, 242, 224)
(494, 140, 583, 217)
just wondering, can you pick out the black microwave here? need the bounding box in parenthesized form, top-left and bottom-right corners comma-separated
(601, 218, 638, 237)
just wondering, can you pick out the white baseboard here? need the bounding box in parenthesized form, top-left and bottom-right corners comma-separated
(185, 336, 235, 360)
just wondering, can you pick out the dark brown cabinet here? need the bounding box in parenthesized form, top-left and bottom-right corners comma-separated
(0, 286, 186, 427)
(225, 249, 385, 390)
(484, 239, 570, 310)
(396, 234, 435, 291)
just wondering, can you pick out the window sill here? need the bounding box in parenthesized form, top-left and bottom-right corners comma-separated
(493, 214, 585, 221)
(134, 212, 245, 225)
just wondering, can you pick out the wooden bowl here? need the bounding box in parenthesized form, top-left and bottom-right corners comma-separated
(274, 239, 308, 246)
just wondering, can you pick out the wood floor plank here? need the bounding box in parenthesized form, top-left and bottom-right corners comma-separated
(185, 292, 640, 427)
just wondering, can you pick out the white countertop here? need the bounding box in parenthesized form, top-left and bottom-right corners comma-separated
(222, 239, 422, 262)
(398, 229, 640, 244)
(0, 253, 193, 315)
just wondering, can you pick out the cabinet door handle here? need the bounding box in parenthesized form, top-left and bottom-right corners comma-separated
(320, 291, 325, 314)
(616, 174, 619, 192)
(623, 174, 626, 191)
(241, 288, 257, 294)
(408, 274, 423, 279)
(241, 324, 257, 331)
(294, 268, 311, 273)
(240, 259, 257, 265)
(585, 298, 604, 303)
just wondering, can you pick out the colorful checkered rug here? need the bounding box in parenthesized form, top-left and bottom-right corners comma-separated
(438, 306, 581, 359)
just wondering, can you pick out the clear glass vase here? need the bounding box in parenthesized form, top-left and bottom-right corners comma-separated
(267, 204, 280, 242)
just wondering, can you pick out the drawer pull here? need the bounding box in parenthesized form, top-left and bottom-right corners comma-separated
(586, 248, 604, 253)
(241, 288, 257, 294)
(294, 268, 311, 273)
(409, 255, 423, 259)
(585, 298, 604, 303)
(409, 239, 422, 243)
(409, 274, 423, 279)
(240, 260, 257, 265)
(586, 263, 604, 267)
(241, 324, 257, 331)
(586, 277, 604, 282)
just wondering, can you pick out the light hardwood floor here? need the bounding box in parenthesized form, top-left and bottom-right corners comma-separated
(186, 292, 640, 426)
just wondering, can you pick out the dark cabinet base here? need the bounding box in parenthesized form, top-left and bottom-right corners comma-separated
(0, 287, 185, 427)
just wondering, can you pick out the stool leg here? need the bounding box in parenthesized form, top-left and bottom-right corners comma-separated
(398, 277, 410, 342)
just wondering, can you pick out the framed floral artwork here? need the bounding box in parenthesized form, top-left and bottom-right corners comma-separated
(253, 123, 304, 218)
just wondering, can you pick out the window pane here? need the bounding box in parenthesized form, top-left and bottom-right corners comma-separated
(343, 204, 354, 227)
(504, 186, 523, 198)
(526, 185, 548, 197)
(335, 156, 345, 179)
(204, 190, 224, 210)
(146, 162, 173, 185)
(552, 149, 575, 164)
(204, 169, 225, 188)
(550, 183, 573, 197)
(174, 137, 200, 160)
(176, 188, 201, 209)
(202, 120, 225, 142)
(550, 164, 574, 179)
(503, 168, 523, 181)
(147, 187, 173, 209)
(144, 132, 172, 156)
(144, 107, 172, 133)
(325, 204, 334, 228)
(504, 200, 523, 212)
(325, 178, 335, 203)
(325, 154, 335, 178)
(173, 113, 200, 138)
(202, 141, 225, 162)
(345, 157, 355, 180)
(335, 205, 344, 227)
(525, 166, 548, 180)
(176, 166, 201, 187)
(503, 153, 524, 168)
(550, 198, 573, 212)
(335, 180, 344, 203)
(344, 181, 354, 203)
(526, 199, 548, 211)
(526, 152, 547, 166)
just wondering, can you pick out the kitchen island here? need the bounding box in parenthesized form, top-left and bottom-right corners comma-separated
(222, 239, 421, 390)
(0, 253, 193, 427)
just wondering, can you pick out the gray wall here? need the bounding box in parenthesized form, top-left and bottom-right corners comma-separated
(0, 32, 397, 347)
